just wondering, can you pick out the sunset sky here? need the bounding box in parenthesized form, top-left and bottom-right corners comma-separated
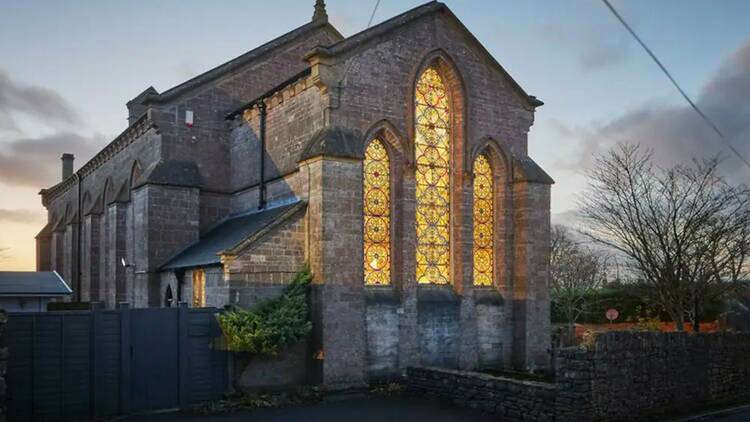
(1, 0, 749, 270)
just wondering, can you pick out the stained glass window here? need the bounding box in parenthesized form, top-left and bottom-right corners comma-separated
(415, 66, 451, 284)
(473, 154, 494, 286)
(363, 139, 391, 285)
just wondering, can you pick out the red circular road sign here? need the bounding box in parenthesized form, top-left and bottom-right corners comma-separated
(606, 308, 619, 322)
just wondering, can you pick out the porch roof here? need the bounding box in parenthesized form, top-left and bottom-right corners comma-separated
(160, 201, 304, 271)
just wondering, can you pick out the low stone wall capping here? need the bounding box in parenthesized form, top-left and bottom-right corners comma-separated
(408, 331, 750, 422)
(407, 367, 556, 421)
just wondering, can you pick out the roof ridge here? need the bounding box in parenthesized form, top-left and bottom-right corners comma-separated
(306, 1, 443, 58)
(143, 20, 342, 105)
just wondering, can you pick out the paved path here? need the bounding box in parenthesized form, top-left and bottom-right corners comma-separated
(125, 397, 502, 422)
(676, 405, 750, 422)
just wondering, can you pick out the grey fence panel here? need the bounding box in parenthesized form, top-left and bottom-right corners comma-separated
(131, 308, 180, 412)
(94, 310, 121, 416)
(61, 313, 91, 416)
(6, 314, 33, 421)
(187, 309, 227, 403)
(6, 306, 227, 421)
(33, 315, 63, 418)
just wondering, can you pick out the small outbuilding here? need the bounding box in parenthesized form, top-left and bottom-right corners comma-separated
(0, 271, 72, 312)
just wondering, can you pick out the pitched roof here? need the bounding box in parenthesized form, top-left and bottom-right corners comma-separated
(305, 1, 542, 108)
(225, 68, 312, 120)
(140, 21, 343, 105)
(0, 271, 72, 296)
(513, 156, 555, 185)
(161, 201, 305, 270)
(299, 126, 363, 161)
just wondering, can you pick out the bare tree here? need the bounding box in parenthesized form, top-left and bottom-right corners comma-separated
(579, 144, 750, 331)
(550, 224, 607, 343)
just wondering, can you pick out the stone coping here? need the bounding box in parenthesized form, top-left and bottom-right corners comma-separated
(364, 286, 400, 305)
(409, 366, 556, 390)
(473, 287, 504, 305)
(416, 285, 460, 303)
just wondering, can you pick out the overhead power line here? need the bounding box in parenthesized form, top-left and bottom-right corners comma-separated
(600, 0, 750, 170)
(367, 0, 382, 28)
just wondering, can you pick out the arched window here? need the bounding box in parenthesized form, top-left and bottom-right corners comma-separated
(130, 161, 142, 188)
(363, 138, 391, 285)
(473, 154, 494, 286)
(415, 66, 451, 284)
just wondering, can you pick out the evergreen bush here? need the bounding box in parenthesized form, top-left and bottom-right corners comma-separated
(216, 266, 312, 355)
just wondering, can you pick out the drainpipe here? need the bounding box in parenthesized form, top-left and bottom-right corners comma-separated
(258, 100, 267, 210)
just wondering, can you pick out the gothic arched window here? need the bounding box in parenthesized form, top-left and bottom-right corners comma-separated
(363, 138, 391, 285)
(415, 66, 451, 285)
(473, 154, 494, 286)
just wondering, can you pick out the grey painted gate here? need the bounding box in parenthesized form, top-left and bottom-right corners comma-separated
(6, 304, 227, 420)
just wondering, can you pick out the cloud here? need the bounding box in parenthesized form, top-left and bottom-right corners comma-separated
(556, 40, 750, 183)
(540, 23, 631, 71)
(579, 37, 630, 70)
(0, 209, 45, 224)
(0, 132, 105, 187)
(0, 68, 80, 130)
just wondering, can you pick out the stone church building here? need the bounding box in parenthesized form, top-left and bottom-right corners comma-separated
(36, 1, 553, 387)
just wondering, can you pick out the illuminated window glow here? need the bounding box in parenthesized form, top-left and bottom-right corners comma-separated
(192, 269, 206, 307)
(363, 139, 391, 285)
(473, 154, 494, 286)
(415, 66, 451, 284)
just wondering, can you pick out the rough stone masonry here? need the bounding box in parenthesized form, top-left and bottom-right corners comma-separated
(408, 331, 750, 422)
(36, 1, 553, 388)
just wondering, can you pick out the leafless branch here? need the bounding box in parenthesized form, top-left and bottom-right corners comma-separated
(578, 144, 750, 331)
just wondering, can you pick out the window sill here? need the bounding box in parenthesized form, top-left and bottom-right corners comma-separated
(364, 285, 400, 305)
(473, 287, 504, 305)
(417, 284, 459, 303)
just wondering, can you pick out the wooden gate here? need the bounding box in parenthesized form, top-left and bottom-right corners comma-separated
(6, 303, 227, 420)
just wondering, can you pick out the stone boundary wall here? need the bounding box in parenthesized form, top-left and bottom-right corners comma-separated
(406, 367, 556, 421)
(557, 331, 750, 421)
(408, 332, 750, 422)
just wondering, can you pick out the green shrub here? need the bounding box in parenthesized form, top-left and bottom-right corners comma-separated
(216, 266, 312, 355)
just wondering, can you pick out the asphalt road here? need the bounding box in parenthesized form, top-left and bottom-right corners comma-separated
(125, 398, 750, 422)
(125, 397, 502, 422)
(679, 406, 750, 422)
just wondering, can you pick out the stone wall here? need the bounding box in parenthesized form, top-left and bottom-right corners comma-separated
(408, 332, 750, 422)
(407, 367, 556, 422)
(556, 331, 750, 421)
(229, 78, 325, 194)
(232, 341, 310, 391)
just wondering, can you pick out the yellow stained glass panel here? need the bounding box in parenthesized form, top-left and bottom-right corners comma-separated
(473, 154, 494, 286)
(363, 139, 391, 285)
(415, 66, 451, 284)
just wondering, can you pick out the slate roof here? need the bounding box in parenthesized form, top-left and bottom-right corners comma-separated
(161, 201, 305, 271)
(0, 271, 72, 296)
(135, 160, 202, 189)
(299, 126, 363, 161)
(513, 156, 555, 185)
(139, 20, 342, 105)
